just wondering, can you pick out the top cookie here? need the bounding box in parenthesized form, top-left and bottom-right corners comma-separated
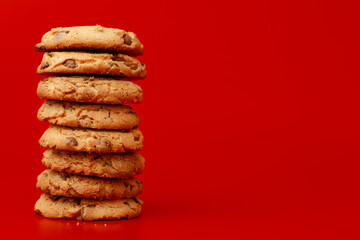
(35, 25, 144, 56)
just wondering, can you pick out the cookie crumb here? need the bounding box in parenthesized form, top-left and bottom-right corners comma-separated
(104, 224, 107, 226)
(76, 222, 80, 226)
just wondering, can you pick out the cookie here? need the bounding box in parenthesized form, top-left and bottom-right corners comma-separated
(37, 52, 146, 78)
(35, 25, 144, 56)
(37, 76, 143, 104)
(42, 149, 145, 178)
(34, 193, 143, 221)
(38, 100, 139, 130)
(39, 125, 143, 153)
(36, 169, 142, 200)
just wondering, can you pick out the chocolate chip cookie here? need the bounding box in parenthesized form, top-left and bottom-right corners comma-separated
(42, 149, 145, 178)
(36, 169, 142, 199)
(39, 125, 143, 153)
(38, 100, 139, 130)
(37, 52, 146, 78)
(37, 76, 143, 104)
(35, 193, 143, 221)
(35, 25, 144, 56)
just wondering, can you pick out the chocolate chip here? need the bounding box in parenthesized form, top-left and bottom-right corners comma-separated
(123, 182, 129, 187)
(112, 55, 126, 62)
(42, 172, 48, 177)
(105, 161, 113, 167)
(96, 138, 112, 151)
(140, 62, 145, 66)
(123, 61, 138, 70)
(130, 66, 138, 70)
(65, 137, 78, 147)
(125, 110, 135, 114)
(34, 209, 43, 215)
(124, 34, 132, 45)
(52, 150, 62, 156)
(123, 202, 130, 206)
(109, 62, 118, 68)
(59, 175, 66, 181)
(35, 43, 47, 52)
(134, 136, 140, 141)
(54, 30, 69, 41)
(129, 185, 134, 191)
(132, 197, 141, 204)
(40, 62, 50, 69)
(59, 172, 70, 180)
(50, 195, 61, 201)
(63, 59, 77, 69)
(73, 198, 81, 205)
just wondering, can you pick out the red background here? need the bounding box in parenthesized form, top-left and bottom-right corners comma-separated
(0, 0, 360, 239)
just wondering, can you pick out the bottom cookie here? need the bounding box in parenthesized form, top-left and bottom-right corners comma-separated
(34, 193, 143, 221)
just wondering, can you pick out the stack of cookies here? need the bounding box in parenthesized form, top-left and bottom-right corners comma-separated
(33, 25, 146, 221)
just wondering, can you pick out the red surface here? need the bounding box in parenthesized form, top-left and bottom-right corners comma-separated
(0, 0, 360, 239)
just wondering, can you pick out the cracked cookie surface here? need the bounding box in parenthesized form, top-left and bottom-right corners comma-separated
(35, 193, 143, 221)
(36, 169, 143, 199)
(37, 52, 146, 78)
(35, 25, 144, 56)
(38, 100, 139, 130)
(37, 76, 143, 104)
(42, 149, 145, 178)
(40, 125, 143, 153)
